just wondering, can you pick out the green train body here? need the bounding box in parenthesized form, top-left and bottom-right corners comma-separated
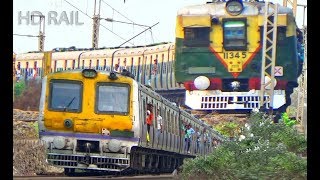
(174, 0, 302, 111)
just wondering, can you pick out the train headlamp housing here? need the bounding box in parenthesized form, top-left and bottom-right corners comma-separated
(109, 71, 118, 80)
(226, 0, 244, 16)
(82, 69, 97, 78)
(64, 119, 73, 128)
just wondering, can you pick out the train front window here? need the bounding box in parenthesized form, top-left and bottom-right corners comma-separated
(183, 27, 210, 47)
(223, 20, 247, 51)
(96, 83, 129, 114)
(49, 80, 82, 112)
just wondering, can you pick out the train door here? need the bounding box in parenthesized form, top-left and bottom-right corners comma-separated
(148, 56, 152, 86)
(123, 58, 127, 71)
(114, 58, 120, 72)
(139, 91, 148, 146)
(143, 56, 148, 85)
(96, 59, 99, 70)
(25, 62, 29, 80)
(130, 57, 134, 78)
(137, 57, 141, 83)
(160, 54, 164, 89)
(103, 59, 106, 71)
(152, 54, 158, 89)
(163, 53, 169, 90)
(173, 110, 179, 152)
(72, 60, 76, 70)
(155, 103, 164, 149)
(64, 60, 68, 70)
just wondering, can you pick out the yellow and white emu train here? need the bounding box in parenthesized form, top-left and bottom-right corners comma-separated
(38, 69, 226, 174)
(15, 42, 182, 91)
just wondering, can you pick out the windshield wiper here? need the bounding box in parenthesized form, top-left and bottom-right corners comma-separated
(64, 97, 76, 112)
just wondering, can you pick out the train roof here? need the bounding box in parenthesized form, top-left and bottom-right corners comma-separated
(80, 42, 174, 59)
(177, 1, 293, 17)
(52, 51, 85, 60)
(16, 52, 44, 61)
(14, 42, 175, 59)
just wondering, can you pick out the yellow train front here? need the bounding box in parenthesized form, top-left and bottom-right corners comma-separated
(38, 69, 226, 174)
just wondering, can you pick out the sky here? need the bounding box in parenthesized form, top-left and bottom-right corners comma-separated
(13, 0, 307, 54)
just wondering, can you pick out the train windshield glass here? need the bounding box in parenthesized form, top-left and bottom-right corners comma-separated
(183, 27, 210, 47)
(223, 20, 247, 50)
(49, 81, 82, 112)
(97, 83, 129, 114)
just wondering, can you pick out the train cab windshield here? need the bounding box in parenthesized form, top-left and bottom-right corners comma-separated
(223, 20, 247, 51)
(96, 83, 130, 114)
(183, 27, 210, 47)
(49, 80, 82, 112)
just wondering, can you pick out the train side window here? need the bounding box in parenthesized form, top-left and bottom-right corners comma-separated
(82, 60, 85, 69)
(223, 19, 247, 51)
(183, 27, 210, 47)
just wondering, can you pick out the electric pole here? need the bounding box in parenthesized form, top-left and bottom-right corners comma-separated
(283, 0, 297, 17)
(259, 2, 278, 118)
(92, 0, 102, 49)
(31, 14, 45, 51)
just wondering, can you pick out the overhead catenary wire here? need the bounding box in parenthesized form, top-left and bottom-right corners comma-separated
(63, 0, 134, 45)
(13, 34, 39, 38)
(101, 0, 155, 40)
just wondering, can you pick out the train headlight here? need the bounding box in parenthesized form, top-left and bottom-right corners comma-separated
(226, 0, 244, 16)
(82, 69, 97, 78)
(53, 136, 66, 149)
(108, 139, 121, 152)
(194, 76, 210, 90)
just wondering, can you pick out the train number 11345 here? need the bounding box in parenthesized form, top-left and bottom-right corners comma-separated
(223, 52, 247, 59)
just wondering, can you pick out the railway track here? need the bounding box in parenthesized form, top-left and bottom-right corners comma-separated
(13, 173, 174, 179)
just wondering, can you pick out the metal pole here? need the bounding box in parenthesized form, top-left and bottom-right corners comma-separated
(31, 14, 45, 51)
(92, 0, 101, 49)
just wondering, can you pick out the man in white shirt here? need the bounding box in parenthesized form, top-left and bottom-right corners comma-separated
(156, 108, 163, 145)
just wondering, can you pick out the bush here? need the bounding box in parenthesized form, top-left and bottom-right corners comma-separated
(13, 80, 42, 111)
(180, 111, 307, 179)
(14, 81, 26, 97)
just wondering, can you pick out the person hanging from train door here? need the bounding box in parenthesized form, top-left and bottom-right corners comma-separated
(184, 123, 195, 154)
(146, 103, 154, 145)
(155, 107, 163, 146)
(196, 128, 201, 154)
(202, 128, 208, 154)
